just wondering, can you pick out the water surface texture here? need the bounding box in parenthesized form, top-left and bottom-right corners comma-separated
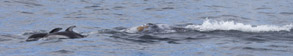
(0, 0, 293, 56)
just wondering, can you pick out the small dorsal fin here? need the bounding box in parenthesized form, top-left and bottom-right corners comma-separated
(66, 26, 76, 32)
(49, 28, 62, 33)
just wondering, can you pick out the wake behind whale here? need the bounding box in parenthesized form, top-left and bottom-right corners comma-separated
(98, 19, 293, 44)
(120, 19, 293, 34)
(185, 19, 293, 32)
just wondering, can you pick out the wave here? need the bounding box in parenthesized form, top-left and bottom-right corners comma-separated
(185, 19, 293, 32)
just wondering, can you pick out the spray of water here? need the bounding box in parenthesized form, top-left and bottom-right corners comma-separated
(185, 19, 293, 32)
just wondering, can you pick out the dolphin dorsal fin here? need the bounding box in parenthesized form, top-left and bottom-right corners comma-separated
(66, 26, 76, 32)
(49, 28, 62, 33)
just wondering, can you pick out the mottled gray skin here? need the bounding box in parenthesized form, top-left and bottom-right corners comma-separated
(26, 28, 63, 41)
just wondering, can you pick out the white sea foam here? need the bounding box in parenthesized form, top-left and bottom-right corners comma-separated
(122, 26, 140, 33)
(185, 19, 293, 32)
(122, 24, 175, 33)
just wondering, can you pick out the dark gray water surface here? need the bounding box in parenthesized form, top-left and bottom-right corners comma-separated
(0, 0, 293, 56)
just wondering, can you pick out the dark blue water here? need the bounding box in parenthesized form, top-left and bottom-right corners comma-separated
(0, 0, 293, 56)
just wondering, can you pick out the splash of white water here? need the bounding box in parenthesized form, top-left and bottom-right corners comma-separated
(185, 19, 293, 32)
(122, 24, 175, 33)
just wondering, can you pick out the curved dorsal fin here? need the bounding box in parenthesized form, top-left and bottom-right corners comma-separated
(66, 26, 76, 32)
(49, 28, 62, 33)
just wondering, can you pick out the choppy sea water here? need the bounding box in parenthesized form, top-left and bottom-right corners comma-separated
(0, 0, 293, 56)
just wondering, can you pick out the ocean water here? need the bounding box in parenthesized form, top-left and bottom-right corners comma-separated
(0, 0, 293, 56)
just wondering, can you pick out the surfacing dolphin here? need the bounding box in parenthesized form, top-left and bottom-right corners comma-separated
(26, 28, 62, 41)
(46, 26, 87, 39)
